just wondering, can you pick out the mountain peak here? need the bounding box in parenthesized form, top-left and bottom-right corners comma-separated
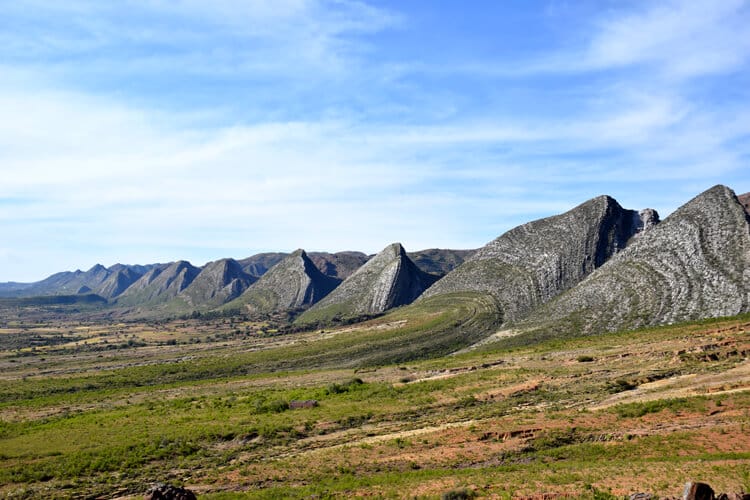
(419, 193, 654, 324)
(517, 183, 750, 338)
(297, 243, 438, 324)
(226, 250, 340, 313)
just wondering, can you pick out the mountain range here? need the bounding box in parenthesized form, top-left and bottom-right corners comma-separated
(2, 185, 749, 344)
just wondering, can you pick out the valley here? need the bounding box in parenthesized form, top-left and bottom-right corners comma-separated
(1, 185, 749, 498)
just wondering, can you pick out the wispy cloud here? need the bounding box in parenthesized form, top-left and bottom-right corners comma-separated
(0, 1, 748, 281)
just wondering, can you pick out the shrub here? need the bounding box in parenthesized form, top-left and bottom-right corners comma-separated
(325, 378, 364, 395)
(441, 488, 475, 500)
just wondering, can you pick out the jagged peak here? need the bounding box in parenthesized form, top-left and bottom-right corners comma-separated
(87, 264, 107, 274)
(370, 242, 406, 263)
(290, 249, 307, 258)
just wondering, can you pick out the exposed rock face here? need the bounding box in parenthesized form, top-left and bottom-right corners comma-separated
(738, 192, 750, 216)
(96, 267, 143, 299)
(227, 249, 340, 313)
(238, 252, 288, 277)
(420, 195, 657, 324)
(298, 243, 439, 323)
(407, 248, 477, 276)
(636, 208, 660, 232)
(308, 251, 370, 280)
(519, 185, 750, 336)
(240, 251, 369, 280)
(116, 261, 200, 306)
(177, 258, 255, 309)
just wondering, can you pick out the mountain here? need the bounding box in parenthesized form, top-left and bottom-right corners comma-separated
(0, 263, 159, 299)
(224, 250, 341, 314)
(514, 185, 750, 341)
(96, 267, 144, 299)
(173, 258, 256, 310)
(239, 251, 369, 280)
(307, 251, 370, 280)
(407, 248, 476, 276)
(419, 194, 659, 325)
(297, 243, 440, 324)
(238, 253, 288, 277)
(115, 261, 200, 307)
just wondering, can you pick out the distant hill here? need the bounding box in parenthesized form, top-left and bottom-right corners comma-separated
(0, 264, 152, 299)
(307, 251, 370, 280)
(115, 261, 200, 307)
(419, 194, 658, 325)
(297, 243, 439, 324)
(238, 253, 288, 278)
(513, 185, 750, 342)
(224, 250, 341, 314)
(172, 258, 256, 310)
(407, 248, 476, 276)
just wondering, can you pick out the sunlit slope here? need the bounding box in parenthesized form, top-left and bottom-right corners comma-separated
(510, 185, 750, 345)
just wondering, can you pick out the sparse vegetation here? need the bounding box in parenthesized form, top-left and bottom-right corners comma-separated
(0, 305, 748, 498)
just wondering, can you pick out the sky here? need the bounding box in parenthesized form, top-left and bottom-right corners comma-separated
(1, 0, 749, 282)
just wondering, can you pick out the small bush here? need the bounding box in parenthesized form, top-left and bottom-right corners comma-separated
(577, 355, 595, 362)
(605, 379, 638, 393)
(326, 378, 364, 395)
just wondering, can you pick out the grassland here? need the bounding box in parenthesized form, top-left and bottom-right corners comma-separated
(0, 300, 749, 499)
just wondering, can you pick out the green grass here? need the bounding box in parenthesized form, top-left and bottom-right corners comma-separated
(1, 306, 749, 498)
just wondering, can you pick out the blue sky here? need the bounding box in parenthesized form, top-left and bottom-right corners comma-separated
(1, 0, 749, 282)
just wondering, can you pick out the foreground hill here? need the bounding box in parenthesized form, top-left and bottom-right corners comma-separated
(297, 243, 440, 324)
(513, 185, 750, 342)
(224, 249, 341, 314)
(419, 194, 658, 325)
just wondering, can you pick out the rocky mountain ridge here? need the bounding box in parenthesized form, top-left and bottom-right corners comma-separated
(514, 185, 750, 340)
(419, 194, 659, 325)
(297, 243, 439, 324)
(224, 250, 341, 314)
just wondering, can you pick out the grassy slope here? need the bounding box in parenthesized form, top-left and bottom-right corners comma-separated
(0, 309, 749, 498)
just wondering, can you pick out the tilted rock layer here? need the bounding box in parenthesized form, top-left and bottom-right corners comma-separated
(227, 250, 340, 313)
(520, 185, 750, 335)
(298, 243, 439, 323)
(116, 261, 200, 306)
(177, 258, 255, 309)
(420, 195, 658, 324)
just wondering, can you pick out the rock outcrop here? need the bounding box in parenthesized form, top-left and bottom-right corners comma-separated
(116, 261, 200, 307)
(176, 258, 255, 309)
(96, 267, 143, 299)
(518, 185, 750, 337)
(419, 195, 658, 324)
(226, 249, 340, 313)
(297, 243, 439, 324)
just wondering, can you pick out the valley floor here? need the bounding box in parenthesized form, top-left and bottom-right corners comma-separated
(0, 310, 749, 499)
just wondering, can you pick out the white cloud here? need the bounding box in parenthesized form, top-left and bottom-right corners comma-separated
(583, 0, 750, 77)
